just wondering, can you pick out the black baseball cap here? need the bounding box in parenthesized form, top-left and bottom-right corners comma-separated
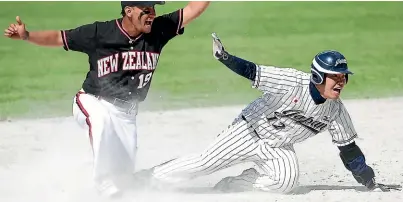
(121, 1, 165, 9)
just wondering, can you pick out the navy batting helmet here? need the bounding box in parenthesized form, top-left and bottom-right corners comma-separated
(310, 50, 353, 84)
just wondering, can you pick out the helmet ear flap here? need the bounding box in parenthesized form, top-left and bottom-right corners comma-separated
(311, 65, 324, 84)
(346, 74, 349, 83)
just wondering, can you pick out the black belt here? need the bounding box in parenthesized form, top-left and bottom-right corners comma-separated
(241, 115, 247, 121)
(241, 114, 263, 139)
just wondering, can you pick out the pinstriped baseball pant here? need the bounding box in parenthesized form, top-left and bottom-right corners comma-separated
(152, 118, 300, 193)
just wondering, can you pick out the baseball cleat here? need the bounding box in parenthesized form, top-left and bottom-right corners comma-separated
(213, 168, 260, 192)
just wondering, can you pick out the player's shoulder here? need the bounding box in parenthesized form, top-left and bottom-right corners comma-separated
(91, 18, 119, 29)
(153, 8, 182, 25)
(333, 98, 345, 105)
(156, 8, 182, 18)
(258, 65, 309, 75)
(258, 65, 311, 83)
(329, 98, 351, 113)
(88, 18, 123, 38)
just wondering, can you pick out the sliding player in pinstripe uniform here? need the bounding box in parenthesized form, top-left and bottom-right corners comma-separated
(133, 33, 401, 193)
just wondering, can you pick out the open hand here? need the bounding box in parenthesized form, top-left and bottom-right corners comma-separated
(212, 32, 228, 60)
(366, 178, 402, 192)
(370, 183, 402, 192)
(4, 16, 28, 40)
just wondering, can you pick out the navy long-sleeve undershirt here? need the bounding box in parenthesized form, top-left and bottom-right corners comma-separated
(217, 53, 256, 81)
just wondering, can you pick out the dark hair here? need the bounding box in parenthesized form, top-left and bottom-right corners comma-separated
(121, 8, 126, 16)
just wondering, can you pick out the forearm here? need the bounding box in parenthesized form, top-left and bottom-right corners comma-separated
(217, 52, 257, 81)
(25, 30, 63, 47)
(186, 1, 210, 14)
(182, 1, 210, 27)
(338, 141, 375, 186)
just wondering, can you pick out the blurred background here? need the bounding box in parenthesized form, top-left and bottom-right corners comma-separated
(0, 1, 402, 119)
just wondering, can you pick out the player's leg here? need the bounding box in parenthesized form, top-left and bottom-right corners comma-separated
(214, 145, 299, 194)
(255, 145, 300, 193)
(149, 117, 262, 186)
(103, 101, 139, 188)
(72, 91, 120, 196)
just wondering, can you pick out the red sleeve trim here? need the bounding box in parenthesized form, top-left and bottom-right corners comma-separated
(61, 30, 69, 51)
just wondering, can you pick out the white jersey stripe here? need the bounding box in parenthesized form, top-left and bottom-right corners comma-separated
(282, 146, 297, 189)
(249, 144, 298, 192)
(153, 120, 261, 179)
(197, 137, 255, 173)
(154, 122, 247, 175)
(272, 148, 286, 190)
(253, 65, 303, 95)
(340, 107, 354, 132)
(205, 143, 259, 174)
(196, 135, 259, 174)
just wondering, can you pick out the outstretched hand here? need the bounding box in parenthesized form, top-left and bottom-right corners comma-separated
(4, 16, 29, 40)
(212, 32, 228, 60)
(369, 183, 402, 192)
(365, 178, 401, 192)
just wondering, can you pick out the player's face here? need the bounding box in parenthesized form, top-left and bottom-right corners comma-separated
(322, 73, 346, 99)
(133, 6, 156, 33)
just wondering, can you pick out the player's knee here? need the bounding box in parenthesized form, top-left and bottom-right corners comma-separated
(280, 170, 299, 193)
(255, 180, 297, 194)
(278, 181, 298, 194)
(190, 154, 211, 171)
(255, 172, 299, 194)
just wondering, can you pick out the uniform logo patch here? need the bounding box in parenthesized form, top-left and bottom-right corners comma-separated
(266, 109, 329, 133)
(335, 58, 347, 66)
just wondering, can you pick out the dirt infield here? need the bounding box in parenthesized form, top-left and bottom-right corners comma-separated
(0, 97, 402, 202)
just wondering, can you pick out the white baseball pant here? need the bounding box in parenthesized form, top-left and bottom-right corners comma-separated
(72, 89, 138, 185)
(151, 118, 300, 193)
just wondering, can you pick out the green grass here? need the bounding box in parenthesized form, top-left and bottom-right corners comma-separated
(0, 1, 402, 119)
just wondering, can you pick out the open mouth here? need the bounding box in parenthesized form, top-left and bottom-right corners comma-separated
(145, 20, 153, 26)
(333, 87, 342, 94)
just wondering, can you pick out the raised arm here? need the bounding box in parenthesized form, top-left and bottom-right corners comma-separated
(5, 16, 98, 53)
(212, 33, 256, 81)
(211, 33, 303, 95)
(181, 1, 210, 28)
(4, 16, 63, 47)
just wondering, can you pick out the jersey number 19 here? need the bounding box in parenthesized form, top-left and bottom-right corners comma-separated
(138, 72, 153, 89)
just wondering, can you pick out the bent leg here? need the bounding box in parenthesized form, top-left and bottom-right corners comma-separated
(214, 145, 299, 194)
(151, 119, 262, 184)
(72, 92, 116, 183)
(254, 145, 299, 193)
(107, 102, 138, 182)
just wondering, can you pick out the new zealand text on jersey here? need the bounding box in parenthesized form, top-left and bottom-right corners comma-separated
(97, 51, 160, 77)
